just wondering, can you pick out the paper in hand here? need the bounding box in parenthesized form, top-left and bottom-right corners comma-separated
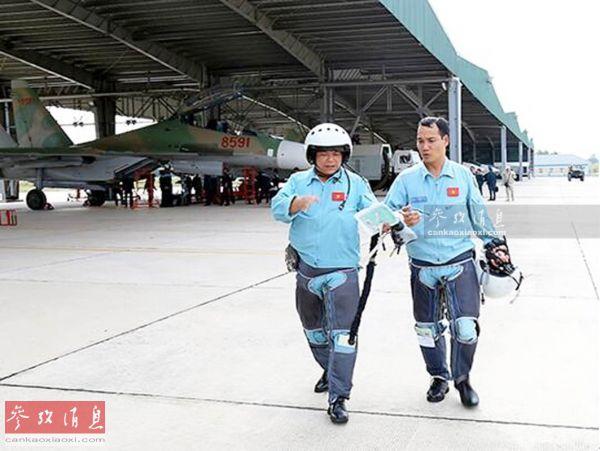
(354, 202, 400, 235)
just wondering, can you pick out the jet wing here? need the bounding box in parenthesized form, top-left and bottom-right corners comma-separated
(0, 145, 234, 159)
(0, 147, 98, 157)
(0, 155, 85, 169)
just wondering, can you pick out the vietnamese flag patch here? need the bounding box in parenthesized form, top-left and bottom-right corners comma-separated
(447, 187, 460, 197)
(332, 192, 346, 202)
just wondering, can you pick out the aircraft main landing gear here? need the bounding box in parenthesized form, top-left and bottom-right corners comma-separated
(26, 189, 47, 210)
(86, 190, 106, 207)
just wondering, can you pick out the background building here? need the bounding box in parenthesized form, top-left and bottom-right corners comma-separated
(534, 154, 590, 176)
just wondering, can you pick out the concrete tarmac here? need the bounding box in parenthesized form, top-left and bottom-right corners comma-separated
(0, 177, 598, 450)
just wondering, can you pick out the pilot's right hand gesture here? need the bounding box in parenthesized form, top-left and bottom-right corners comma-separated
(290, 195, 319, 214)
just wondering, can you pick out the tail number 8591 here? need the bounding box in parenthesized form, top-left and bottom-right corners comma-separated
(220, 136, 251, 149)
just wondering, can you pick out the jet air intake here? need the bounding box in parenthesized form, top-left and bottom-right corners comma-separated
(276, 140, 310, 171)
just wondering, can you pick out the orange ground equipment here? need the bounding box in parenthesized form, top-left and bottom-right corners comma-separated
(0, 209, 17, 226)
(239, 167, 257, 204)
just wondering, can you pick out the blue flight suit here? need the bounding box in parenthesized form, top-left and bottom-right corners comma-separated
(272, 167, 376, 403)
(385, 159, 497, 383)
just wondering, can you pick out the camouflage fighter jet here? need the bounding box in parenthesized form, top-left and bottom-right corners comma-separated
(0, 80, 308, 210)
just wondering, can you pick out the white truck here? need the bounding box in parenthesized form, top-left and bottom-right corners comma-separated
(348, 144, 393, 190)
(392, 149, 421, 175)
(347, 146, 423, 190)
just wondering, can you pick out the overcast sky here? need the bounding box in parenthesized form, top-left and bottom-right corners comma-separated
(428, 0, 597, 159)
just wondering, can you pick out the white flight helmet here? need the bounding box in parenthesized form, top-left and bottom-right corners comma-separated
(304, 123, 353, 164)
(475, 255, 524, 304)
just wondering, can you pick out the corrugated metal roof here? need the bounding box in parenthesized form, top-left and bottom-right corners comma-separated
(0, 0, 532, 155)
(379, 0, 531, 147)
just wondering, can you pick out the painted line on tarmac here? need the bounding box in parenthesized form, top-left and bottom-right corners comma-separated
(571, 222, 600, 300)
(0, 271, 290, 382)
(0, 382, 596, 432)
(0, 252, 113, 276)
(0, 278, 251, 290)
(0, 245, 281, 256)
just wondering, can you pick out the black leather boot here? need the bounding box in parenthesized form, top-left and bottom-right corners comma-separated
(327, 397, 349, 424)
(426, 377, 449, 403)
(455, 378, 479, 407)
(314, 371, 328, 393)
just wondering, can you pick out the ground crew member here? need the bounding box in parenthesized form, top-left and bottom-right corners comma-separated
(204, 175, 219, 206)
(256, 170, 272, 204)
(221, 167, 235, 206)
(271, 123, 376, 424)
(384, 117, 510, 407)
(485, 164, 497, 201)
(183, 175, 193, 205)
(113, 180, 122, 207)
(502, 166, 516, 201)
(159, 169, 173, 208)
(192, 175, 203, 204)
(469, 166, 486, 195)
(122, 176, 135, 209)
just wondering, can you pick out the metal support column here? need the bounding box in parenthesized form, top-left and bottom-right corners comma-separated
(448, 77, 462, 163)
(518, 141, 523, 180)
(500, 125, 507, 170)
(3, 102, 10, 132)
(329, 86, 335, 122)
(320, 86, 334, 123)
(320, 88, 327, 123)
(93, 97, 116, 138)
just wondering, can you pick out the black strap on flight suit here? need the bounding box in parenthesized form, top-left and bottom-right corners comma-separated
(348, 233, 379, 345)
(347, 219, 415, 344)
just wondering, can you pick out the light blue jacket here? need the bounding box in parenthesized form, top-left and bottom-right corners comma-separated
(272, 168, 376, 268)
(384, 159, 497, 264)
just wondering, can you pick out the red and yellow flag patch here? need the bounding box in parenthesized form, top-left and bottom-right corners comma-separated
(332, 192, 346, 202)
(447, 187, 460, 197)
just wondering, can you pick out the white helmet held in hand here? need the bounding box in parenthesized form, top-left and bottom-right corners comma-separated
(475, 237, 523, 303)
(304, 123, 352, 164)
(475, 260, 523, 304)
(475, 254, 523, 303)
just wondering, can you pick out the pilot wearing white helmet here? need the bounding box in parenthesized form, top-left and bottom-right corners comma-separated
(271, 123, 377, 424)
